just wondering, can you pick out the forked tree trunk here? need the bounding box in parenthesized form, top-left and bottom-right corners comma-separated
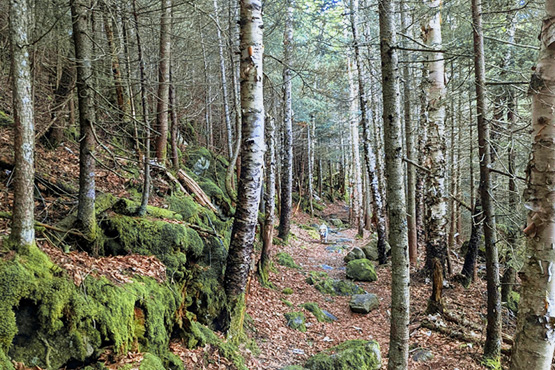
(71, 0, 97, 240)
(422, 1, 448, 314)
(471, 0, 501, 360)
(224, 0, 265, 334)
(9, 0, 36, 252)
(155, 0, 172, 163)
(278, 0, 294, 241)
(378, 0, 410, 367)
(510, 1, 555, 366)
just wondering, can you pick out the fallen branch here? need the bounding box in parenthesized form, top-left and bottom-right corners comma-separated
(0, 211, 88, 238)
(176, 169, 218, 213)
(443, 311, 513, 345)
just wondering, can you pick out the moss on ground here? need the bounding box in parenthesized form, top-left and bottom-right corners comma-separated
(276, 252, 300, 269)
(305, 271, 365, 296)
(301, 302, 333, 323)
(305, 340, 381, 370)
(284, 312, 307, 332)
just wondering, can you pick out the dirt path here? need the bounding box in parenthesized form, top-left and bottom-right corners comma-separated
(247, 201, 499, 369)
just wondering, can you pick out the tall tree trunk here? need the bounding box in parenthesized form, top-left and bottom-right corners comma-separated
(471, 0, 502, 361)
(346, 42, 363, 237)
(258, 114, 276, 285)
(351, 0, 386, 258)
(169, 70, 179, 169)
(278, 0, 294, 242)
(133, 0, 151, 217)
(213, 0, 233, 159)
(422, 0, 448, 314)
(501, 93, 518, 302)
(103, 5, 127, 122)
(224, 0, 264, 335)
(378, 0, 410, 367)
(401, 0, 417, 265)
(9, 0, 35, 252)
(511, 1, 555, 366)
(307, 115, 315, 216)
(415, 65, 428, 254)
(155, 0, 172, 163)
(71, 0, 97, 240)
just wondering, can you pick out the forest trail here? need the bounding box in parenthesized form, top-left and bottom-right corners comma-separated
(246, 202, 501, 370)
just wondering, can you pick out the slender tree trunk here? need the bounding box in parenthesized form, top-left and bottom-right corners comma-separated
(378, 0, 410, 367)
(103, 6, 127, 122)
(471, 0, 502, 361)
(501, 93, 517, 302)
(422, 0, 448, 315)
(258, 115, 276, 285)
(155, 0, 171, 163)
(224, 0, 264, 334)
(213, 0, 233, 159)
(9, 0, 35, 252)
(278, 0, 294, 241)
(416, 65, 427, 254)
(461, 198, 483, 284)
(169, 70, 179, 169)
(447, 94, 456, 276)
(346, 41, 363, 237)
(133, 0, 151, 217)
(511, 1, 555, 366)
(71, 0, 97, 240)
(401, 0, 417, 265)
(122, 6, 140, 157)
(307, 115, 315, 216)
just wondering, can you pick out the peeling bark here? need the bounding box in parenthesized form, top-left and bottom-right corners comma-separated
(511, 2, 555, 367)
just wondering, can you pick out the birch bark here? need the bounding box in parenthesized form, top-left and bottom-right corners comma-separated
(511, 1, 555, 366)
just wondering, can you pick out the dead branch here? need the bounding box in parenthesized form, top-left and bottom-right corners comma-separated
(176, 169, 218, 213)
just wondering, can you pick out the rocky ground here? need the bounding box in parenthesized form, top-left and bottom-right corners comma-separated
(246, 201, 515, 369)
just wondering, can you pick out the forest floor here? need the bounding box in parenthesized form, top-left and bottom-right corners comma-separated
(245, 202, 516, 370)
(0, 130, 517, 369)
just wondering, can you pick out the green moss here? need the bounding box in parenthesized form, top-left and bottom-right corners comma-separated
(280, 366, 307, 370)
(140, 353, 165, 370)
(305, 340, 381, 370)
(185, 321, 247, 370)
(0, 111, 14, 126)
(167, 195, 201, 221)
(307, 230, 320, 240)
(112, 198, 183, 221)
(276, 252, 300, 269)
(281, 299, 294, 307)
(282, 287, 294, 295)
(0, 245, 182, 369)
(301, 302, 332, 323)
(345, 259, 377, 282)
(0, 348, 14, 370)
(284, 312, 306, 332)
(506, 291, 520, 313)
(95, 193, 119, 215)
(305, 271, 365, 296)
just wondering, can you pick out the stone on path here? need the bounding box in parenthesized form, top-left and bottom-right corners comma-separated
(346, 259, 377, 282)
(349, 293, 379, 314)
(412, 348, 434, 362)
(361, 240, 390, 261)
(343, 247, 366, 263)
(305, 340, 381, 370)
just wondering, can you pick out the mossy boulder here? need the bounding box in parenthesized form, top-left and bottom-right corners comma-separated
(282, 287, 294, 295)
(301, 302, 333, 323)
(349, 294, 379, 314)
(277, 252, 300, 269)
(506, 291, 520, 314)
(343, 247, 366, 263)
(0, 245, 181, 369)
(361, 239, 390, 261)
(305, 271, 365, 296)
(112, 198, 183, 220)
(305, 340, 381, 370)
(329, 218, 343, 227)
(346, 259, 377, 282)
(284, 312, 307, 332)
(139, 353, 165, 370)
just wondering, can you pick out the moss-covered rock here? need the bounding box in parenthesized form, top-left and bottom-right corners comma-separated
(0, 245, 181, 369)
(284, 312, 307, 332)
(0, 111, 14, 126)
(112, 198, 183, 221)
(361, 240, 390, 261)
(282, 287, 294, 295)
(301, 302, 333, 323)
(343, 247, 366, 263)
(305, 340, 381, 370)
(349, 294, 379, 314)
(346, 259, 377, 282)
(277, 252, 300, 269)
(305, 271, 365, 296)
(140, 353, 165, 370)
(280, 366, 307, 370)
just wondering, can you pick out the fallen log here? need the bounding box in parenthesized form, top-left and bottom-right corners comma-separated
(176, 169, 218, 213)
